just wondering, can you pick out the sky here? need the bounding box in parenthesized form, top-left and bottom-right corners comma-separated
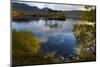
(14, 2, 85, 11)
(27, 2, 86, 11)
(12, 0, 96, 5)
(13, 1, 86, 11)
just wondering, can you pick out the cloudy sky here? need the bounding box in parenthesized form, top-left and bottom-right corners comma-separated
(13, 1, 86, 11)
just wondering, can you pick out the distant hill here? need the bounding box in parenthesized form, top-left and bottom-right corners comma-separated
(12, 2, 87, 20)
(12, 3, 53, 15)
(12, 2, 40, 15)
(63, 11, 85, 19)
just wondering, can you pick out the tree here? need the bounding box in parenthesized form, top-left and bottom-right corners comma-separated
(73, 22, 96, 61)
(12, 29, 61, 66)
(12, 29, 40, 65)
(81, 5, 96, 22)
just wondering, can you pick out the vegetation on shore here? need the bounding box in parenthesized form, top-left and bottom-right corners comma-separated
(12, 29, 89, 66)
(12, 10, 66, 21)
(12, 30, 64, 66)
(80, 6, 96, 22)
(73, 6, 96, 61)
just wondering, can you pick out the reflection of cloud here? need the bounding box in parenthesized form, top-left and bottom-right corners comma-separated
(12, 19, 78, 44)
(12, 19, 78, 35)
(73, 47, 80, 55)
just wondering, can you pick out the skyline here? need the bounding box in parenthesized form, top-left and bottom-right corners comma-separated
(12, 1, 87, 11)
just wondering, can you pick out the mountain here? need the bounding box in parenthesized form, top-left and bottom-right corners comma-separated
(12, 2, 40, 15)
(12, 3, 39, 11)
(12, 3, 53, 15)
(41, 7, 53, 12)
(12, 2, 87, 20)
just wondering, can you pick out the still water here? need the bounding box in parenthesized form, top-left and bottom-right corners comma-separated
(12, 18, 80, 58)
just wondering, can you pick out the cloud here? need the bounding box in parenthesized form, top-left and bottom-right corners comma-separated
(13, 1, 85, 11)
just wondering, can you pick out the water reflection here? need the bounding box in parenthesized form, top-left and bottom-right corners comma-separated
(41, 33, 78, 57)
(12, 18, 79, 57)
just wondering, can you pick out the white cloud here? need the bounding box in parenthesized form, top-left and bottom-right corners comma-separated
(13, 1, 86, 11)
